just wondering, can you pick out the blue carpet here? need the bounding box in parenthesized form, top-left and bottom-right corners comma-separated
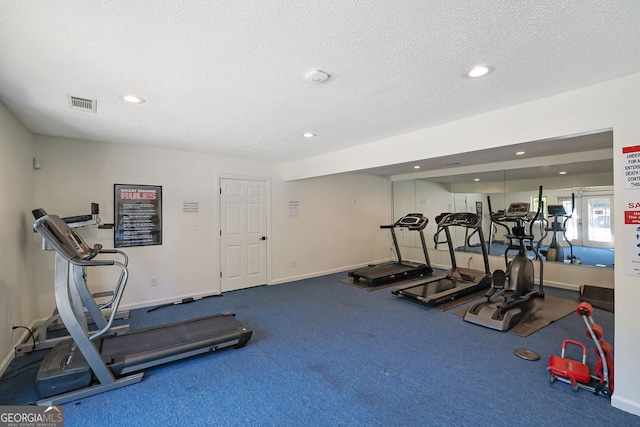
(1, 273, 636, 426)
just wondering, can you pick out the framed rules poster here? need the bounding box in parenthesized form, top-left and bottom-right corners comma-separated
(114, 184, 162, 247)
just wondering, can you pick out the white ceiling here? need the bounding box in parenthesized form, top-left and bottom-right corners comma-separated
(0, 1, 638, 174)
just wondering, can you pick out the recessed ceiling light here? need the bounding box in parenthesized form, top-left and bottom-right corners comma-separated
(121, 95, 145, 104)
(515, 151, 525, 156)
(302, 132, 315, 138)
(559, 171, 567, 175)
(474, 178, 480, 182)
(465, 65, 494, 79)
(413, 165, 420, 169)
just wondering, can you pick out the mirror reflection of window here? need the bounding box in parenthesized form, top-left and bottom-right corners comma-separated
(587, 197, 612, 244)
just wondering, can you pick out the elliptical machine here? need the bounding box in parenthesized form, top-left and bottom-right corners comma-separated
(539, 193, 580, 264)
(464, 186, 545, 331)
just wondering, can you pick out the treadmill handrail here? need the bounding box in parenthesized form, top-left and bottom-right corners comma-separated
(433, 211, 490, 274)
(92, 249, 129, 312)
(466, 227, 483, 248)
(87, 261, 128, 341)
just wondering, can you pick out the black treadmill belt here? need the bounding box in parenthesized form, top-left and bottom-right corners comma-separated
(401, 278, 457, 298)
(353, 263, 411, 277)
(101, 313, 244, 363)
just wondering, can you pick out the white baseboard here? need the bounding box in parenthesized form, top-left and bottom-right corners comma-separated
(271, 268, 351, 285)
(543, 281, 580, 292)
(116, 290, 223, 312)
(612, 394, 640, 417)
(269, 260, 395, 285)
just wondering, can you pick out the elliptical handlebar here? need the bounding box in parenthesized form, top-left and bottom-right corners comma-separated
(562, 193, 575, 230)
(529, 185, 544, 237)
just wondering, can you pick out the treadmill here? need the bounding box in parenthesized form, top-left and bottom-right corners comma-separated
(392, 212, 492, 306)
(348, 213, 432, 286)
(33, 214, 253, 405)
(16, 205, 128, 356)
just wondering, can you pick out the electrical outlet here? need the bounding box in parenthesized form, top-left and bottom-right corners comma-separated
(151, 276, 158, 287)
(292, 260, 297, 267)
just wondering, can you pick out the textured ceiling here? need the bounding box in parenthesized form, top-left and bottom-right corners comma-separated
(0, 1, 639, 168)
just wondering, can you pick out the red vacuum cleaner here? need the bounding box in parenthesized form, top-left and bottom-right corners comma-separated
(548, 302, 613, 397)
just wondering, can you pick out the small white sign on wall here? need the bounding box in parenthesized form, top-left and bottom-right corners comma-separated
(183, 201, 199, 214)
(289, 200, 300, 217)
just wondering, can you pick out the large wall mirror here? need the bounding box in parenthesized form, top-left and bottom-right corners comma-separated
(390, 130, 614, 270)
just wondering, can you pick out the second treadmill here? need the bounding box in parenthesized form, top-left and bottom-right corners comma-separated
(392, 212, 492, 306)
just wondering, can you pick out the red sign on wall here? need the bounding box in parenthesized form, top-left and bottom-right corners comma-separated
(625, 210, 640, 225)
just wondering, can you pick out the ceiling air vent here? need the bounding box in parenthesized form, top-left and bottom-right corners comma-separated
(68, 96, 97, 113)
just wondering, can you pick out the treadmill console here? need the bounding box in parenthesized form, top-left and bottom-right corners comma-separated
(437, 212, 481, 228)
(493, 202, 537, 222)
(505, 203, 530, 217)
(34, 215, 94, 262)
(547, 205, 566, 217)
(384, 213, 428, 230)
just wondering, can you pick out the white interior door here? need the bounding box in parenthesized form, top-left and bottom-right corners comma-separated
(220, 178, 268, 292)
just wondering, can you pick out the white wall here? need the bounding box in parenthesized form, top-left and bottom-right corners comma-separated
(393, 180, 455, 250)
(271, 172, 392, 283)
(285, 71, 640, 415)
(31, 136, 279, 313)
(0, 103, 35, 372)
(31, 136, 392, 317)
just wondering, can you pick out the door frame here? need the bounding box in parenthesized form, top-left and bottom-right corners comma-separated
(580, 192, 614, 249)
(218, 173, 272, 289)
(559, 191, 614, 249)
